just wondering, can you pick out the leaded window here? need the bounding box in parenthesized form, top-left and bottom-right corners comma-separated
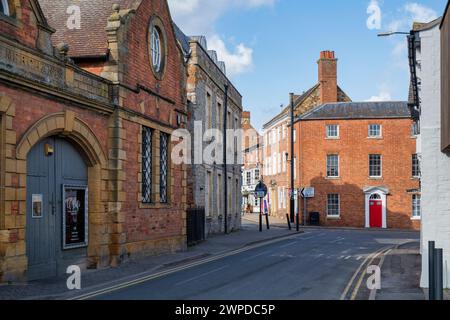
(369, 154, 382, 177)
(160, 132, 169, 203)
(142, 127, 153, 204)
(327, 155, 339, 177)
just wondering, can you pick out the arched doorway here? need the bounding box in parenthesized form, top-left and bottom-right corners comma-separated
(364, 186, 389, 229)
(26, 137, 88, 280)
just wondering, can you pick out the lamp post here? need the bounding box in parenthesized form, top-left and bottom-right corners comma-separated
(289, 93, 295, 223)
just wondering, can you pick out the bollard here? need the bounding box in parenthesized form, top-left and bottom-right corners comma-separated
(435, 248, 444, 301)
(429, 241, 436, 300)
(265, 214, 270, 230)
(296, 213, 300, 232)
(286, 214, 292, 230)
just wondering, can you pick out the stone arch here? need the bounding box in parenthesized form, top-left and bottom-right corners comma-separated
(16, 111, 110, 271)
(16, 111, 106, 166)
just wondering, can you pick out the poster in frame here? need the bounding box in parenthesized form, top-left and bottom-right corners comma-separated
(62, 184, 89, 250)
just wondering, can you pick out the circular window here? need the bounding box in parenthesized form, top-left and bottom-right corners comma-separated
(151, 27, 162, 72)
(148, 16, 167, 79)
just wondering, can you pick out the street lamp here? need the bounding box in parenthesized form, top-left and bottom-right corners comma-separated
(377, 31, 410, 37)
(289, 93, 295, 224)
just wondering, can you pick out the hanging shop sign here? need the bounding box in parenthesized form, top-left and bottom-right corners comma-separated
(62, 185, 89, 250)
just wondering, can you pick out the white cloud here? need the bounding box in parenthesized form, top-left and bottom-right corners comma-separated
(366, 86, 392, 102)
(208, 35, 254, 76)
(168, 0, 275, 77)
(387, 2, 438, 32)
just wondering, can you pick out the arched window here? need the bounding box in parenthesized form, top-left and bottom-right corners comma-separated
(1, 0, 10, 16)
(370, 194, 381, 200)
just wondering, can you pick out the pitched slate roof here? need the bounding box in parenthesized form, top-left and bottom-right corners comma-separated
(262, 84, 320, 129)
(172, 23, 190, 55)
(38, 0, 139, 58)
(299, 101, 411, 120)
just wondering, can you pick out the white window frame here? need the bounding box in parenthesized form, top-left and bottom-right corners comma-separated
(368, 124, 382, 138)
(327, 194, 340, 217)
(327, 154, 340, 178)
(1, 0, 10, 16)
(254, 169, 260, 182)
(150, 26, 162, 72)
(326, 124, 340, 139)
(369, 154, 382, 178)
(412, 194, 421, 219)
(412, 154, 421, 178)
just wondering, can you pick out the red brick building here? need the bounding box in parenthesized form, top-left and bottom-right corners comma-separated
(0, 0, 188, 281)
(295, 102, 420, 230)
(261, 51, 350, 218)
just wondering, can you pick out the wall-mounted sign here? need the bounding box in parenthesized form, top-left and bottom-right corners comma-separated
(32, 194, 43, 218)
(62, 185, 89, 250)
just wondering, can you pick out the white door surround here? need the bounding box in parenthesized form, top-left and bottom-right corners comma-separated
(364, 186, 389, 229)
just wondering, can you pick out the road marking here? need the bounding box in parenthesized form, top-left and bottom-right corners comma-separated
(175, 266, 228, 287)
(339, 246, 388, 301)
(242, 250, 272, 261)
(345, 256, 351, 260)
(279, 241, 298, 248)
(330, 237, 345, 244)
(69, 232, 304, 300)
(350, 247, 393, 300)
(356, 256, 363, 261)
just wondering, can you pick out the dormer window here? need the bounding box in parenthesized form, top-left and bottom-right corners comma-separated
(1, 0, 10, 16)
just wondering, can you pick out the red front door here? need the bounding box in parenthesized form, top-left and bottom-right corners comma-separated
(370, 200, 383, 228)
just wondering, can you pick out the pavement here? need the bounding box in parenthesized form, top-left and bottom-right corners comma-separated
(0, 217, 300, 300)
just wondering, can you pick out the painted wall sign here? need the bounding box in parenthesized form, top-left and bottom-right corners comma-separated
(32, 194, 43, 218)
(62, 185, 89, 250)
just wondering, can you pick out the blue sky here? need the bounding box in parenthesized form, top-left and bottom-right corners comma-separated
(169, 0, 448, 131)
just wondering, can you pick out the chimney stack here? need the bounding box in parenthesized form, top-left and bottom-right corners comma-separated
(318, 51, 338, 104)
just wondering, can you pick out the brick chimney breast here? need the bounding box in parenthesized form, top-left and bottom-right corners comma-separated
(318, 51, 338, 104)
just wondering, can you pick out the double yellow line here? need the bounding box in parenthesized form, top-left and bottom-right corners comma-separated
(69, 233, 303, 300)
(340, 246, 393, 300)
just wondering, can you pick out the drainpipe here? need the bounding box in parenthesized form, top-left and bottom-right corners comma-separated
(223, 84, 229, 234)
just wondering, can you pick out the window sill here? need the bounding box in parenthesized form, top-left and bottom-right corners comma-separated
(326, 177, 340, 180)
(325, 137, 340, 140)
(327, 216, 341, 220)
(369, 177, 383, 180)
(139, 203, 173, 209)
(411, 217, 421, 221)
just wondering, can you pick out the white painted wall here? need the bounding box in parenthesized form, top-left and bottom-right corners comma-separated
(418, 23, 450, 289)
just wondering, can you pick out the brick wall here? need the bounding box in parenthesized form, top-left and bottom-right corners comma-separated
(297, 118, 420, 230)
